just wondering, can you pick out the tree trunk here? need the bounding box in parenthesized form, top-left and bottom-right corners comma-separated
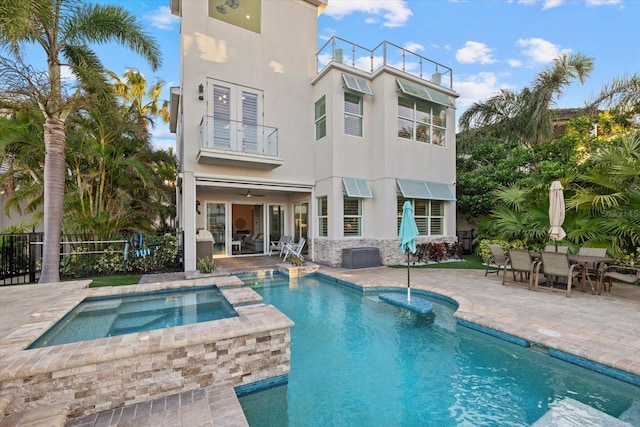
(38, 117, 66, 283)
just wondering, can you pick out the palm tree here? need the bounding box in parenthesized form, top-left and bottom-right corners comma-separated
(0, 0, 161, 283)
(107, 68, 170, 140)
(0, 105, 45, 220)
(567, 132, 640, 254)
(459, 53, 594, 147)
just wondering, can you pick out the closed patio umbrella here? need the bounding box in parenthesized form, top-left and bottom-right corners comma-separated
(549, 180, 566, 251)
(399, 201, 419, 301)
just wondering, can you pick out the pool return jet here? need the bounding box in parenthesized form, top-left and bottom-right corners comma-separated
(379, 201, 433, 315)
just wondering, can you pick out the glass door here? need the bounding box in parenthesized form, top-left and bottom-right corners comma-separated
(206, 202, 226, 256)
(293, 202, 308, 254)
(269, 205, 285, 246)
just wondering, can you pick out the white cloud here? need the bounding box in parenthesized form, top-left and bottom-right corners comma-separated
(145, 6, 179, 31)
(542, 0, 564, 9)
(456, 41, 496, 64)
(323, 0, 413, 28)
(150, 126, 176, 151)
(516, 38, 565, 63)
(517, 0, 620, 8)
(454, 72, 513, 108)
(404, 42, 424, 52)
(508, 59, 523, 67)
(586, 0, 621, 5)
(60, 65, 76, 81)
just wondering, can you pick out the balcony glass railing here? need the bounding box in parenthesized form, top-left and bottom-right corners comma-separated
(317, 36, 453, 89)
(200, 116, 279, 157)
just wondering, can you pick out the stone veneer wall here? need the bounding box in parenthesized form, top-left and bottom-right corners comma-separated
(314, 237, 456, 267)
(0, 278, 293, 421)
(0, 314, 290, 419)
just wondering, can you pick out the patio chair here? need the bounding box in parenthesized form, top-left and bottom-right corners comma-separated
(544, 245, 569, 253)
(533, 251, 584, 297)
(602, 265, 640, 292)
(485, 244, 508, 277)
(269, 235, 292, 256)
(503, 249, 538, 289)
(283, 237, 306, 261)
(577, 247, 608, 283)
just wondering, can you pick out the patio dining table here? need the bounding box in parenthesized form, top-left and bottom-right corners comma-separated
(568, 254, 615, 295)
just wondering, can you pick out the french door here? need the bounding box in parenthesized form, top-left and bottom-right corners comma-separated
(211, 81, 262, 152)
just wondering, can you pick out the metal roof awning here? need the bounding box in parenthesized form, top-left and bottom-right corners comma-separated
(396, 78, 454, 108)
(342, 74, 373, 95)
(397, 179, 455, 201)
(343, 177, 373, 198)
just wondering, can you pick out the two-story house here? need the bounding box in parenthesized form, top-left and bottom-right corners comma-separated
(169, 0, 458, 272)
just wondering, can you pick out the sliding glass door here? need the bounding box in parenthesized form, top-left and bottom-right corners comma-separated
(206, 202, 226, 256)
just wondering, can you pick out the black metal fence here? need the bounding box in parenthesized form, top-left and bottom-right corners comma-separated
(1, 231, 183, 286)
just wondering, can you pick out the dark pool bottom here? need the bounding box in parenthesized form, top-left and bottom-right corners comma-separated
(28, 286, 237, 349)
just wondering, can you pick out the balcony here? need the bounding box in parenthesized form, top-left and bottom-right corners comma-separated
(317, 36, 453, 90)
(198, 116, 283, 170)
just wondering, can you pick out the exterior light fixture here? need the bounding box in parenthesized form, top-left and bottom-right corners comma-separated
(198, 84, 204, 100)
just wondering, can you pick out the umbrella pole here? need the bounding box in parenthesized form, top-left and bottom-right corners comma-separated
(407, 251, 411, 302)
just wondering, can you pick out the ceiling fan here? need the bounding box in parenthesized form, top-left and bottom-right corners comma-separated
(238, 189, 264, 198)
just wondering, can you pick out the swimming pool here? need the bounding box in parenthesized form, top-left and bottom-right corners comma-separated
(28, 286, 238, 348)
(237, 272, 639, 426)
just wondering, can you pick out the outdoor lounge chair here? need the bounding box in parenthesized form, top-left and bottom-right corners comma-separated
(269, 235, 292, 256)
(533, 251, 584, 297)
(485, 244, 508, 276)
(503, 249, 537, 289)
(602, 265, 640, 292)
(283, 237, 306, 261)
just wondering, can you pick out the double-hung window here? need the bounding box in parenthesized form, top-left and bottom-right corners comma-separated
(344, 93, 363, 137)
(343, 196, 362, 237)
(211, 81, 262, 152)
(317, 196, 328, 237)
(315, 96, 326, 140)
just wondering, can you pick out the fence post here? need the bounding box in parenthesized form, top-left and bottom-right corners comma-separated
(29, 233, 36, 283)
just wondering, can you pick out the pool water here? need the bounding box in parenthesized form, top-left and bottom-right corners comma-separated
(28, 286, 237, 349)
(238, 272, 639, 426)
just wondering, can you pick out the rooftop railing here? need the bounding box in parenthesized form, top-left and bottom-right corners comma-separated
(317, 36, 453, 90)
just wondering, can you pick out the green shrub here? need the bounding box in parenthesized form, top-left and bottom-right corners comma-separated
(476, 239, 527, 263)
(288, 253, 306, 266)
(196, 257, 216, 274)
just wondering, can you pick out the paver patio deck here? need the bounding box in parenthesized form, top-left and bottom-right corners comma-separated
(1, 256, 639, 425)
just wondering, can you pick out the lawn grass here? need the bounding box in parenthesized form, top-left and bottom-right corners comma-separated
(390, 254, 486, 270)
(88, 275, 142, 288)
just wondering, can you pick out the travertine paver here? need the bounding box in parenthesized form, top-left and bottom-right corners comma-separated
(1, 256, 639, 426)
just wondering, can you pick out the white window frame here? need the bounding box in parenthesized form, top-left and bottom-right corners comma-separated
(344, 92, 363, 137)
(397, 197, 445, 236)
(315, 96, 326, 140)
(344, 196, 362, 237)
(317, 196, 328, 237)
(397, 97, 447, 147)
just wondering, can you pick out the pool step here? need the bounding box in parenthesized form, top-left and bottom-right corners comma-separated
(532, 397, 631, 427)
(66, 384, 248, 426)
(620, 401, 640, 424)
(0, 402, 70, 427)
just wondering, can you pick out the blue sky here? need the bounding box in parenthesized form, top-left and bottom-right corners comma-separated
(95, 0, 639, 150)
